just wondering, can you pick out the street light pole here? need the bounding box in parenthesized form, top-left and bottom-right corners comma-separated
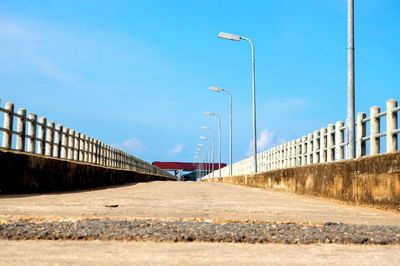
(218, 32, 257, 173)
(197, 143, 205, 178)
(208, 87, 233, 176)
(347, 0, 355, 159)
(203, 112, 222, 177)
(201, 126, 215, 178)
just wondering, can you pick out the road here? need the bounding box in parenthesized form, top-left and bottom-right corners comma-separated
(1, 181, 399, 265)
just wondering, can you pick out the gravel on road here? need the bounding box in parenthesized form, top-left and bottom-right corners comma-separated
(1, 219, 399, 245)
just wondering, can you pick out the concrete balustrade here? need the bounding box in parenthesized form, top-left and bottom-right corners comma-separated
(356, 112, 366, 158)
(327, 124, 334, 162)
(335, 121, 344, 161)
(386, 99, 398, 153)
(2, 102, 14, 149)
(16, 108, 26, 151)
(61, 127, 69, 159)
(320, 128, 327, 163)
(203, 98, 400, 179)
(312, 131, 319, 164)
(370, 106, 380, 155)
(54, 124, 63, 158)
(38, 117, 47, 155)
(45, 121, 55, 157)
(27, 113, 37, 153)
(0, 100, 169, 176)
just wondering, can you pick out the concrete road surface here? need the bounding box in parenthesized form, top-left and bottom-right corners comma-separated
(1, 181, 399, 265)
(0, 181, 399, 225)
(0, 241, 399, 266)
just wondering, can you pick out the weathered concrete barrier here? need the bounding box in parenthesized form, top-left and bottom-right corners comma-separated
(0, 149, 175, 194)
(205, 152, 400, 210)
(204, 98, 399, 178)
(0, 100, 170, 177)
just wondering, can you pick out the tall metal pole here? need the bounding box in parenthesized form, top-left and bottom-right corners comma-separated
(347, 0, 355, 159)
(211, 128, 215, 178)
(217, 114, 221, 177)
(241, 37, 257, 173)
(228, 93, 233, 176)
(208, 88, 233, 176)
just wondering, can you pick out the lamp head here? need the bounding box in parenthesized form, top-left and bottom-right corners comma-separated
(218, 32, 241, 41)
(203, 111, 215, 116)
(208, 86, 224, 92)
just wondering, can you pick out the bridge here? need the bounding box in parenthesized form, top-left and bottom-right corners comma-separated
(0, 98, 399, 264)
(152, 161, 227, 180)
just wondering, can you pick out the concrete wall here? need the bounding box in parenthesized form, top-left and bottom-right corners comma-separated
(0, 100, 170, 177)
(0, 149, 175, 194)
(205, 152, 400, 210)
(205, 98, 399, 178)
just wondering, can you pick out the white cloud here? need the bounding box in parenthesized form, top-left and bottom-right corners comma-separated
(168, 144, 184, 155)
(113, 137, 145, 154)
(246, 129, 274, 156)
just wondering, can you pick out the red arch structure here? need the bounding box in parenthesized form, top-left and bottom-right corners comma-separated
(152, 161, 226, 172)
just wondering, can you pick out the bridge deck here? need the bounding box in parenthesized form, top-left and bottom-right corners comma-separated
(1, 181, 399, 224)
(1, 182, 399, 265)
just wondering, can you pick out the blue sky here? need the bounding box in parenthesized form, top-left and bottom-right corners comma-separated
(0, 0, 399, 163)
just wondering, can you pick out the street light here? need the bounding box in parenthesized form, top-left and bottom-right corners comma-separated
(218, 31, 258, 173)
(209, 86, 233, 176)
(198, 142, 210, 177)
(194, 154, 199, 180)
(203, 111, 221, 177)
(201, 126, 215, 178)
(197, 143, 206, 177)
(347, 0, 355, 159)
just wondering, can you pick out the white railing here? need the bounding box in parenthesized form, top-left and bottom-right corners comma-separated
(0, 99, 171, 177)
(203, 98, 399, 179)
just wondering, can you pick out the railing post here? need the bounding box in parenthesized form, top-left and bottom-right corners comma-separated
(114, 148, 117, 168)
(291, 140, 296, 167)
(90, 138, 95, 163)
(327, 124, 334, 162)
(16, 108, 27, 151)
(301, 136, 306, 166)
(79, 133, 84, 162)
(68, 129, 75, 160)
(307, 133, 313, 165)
(100, 142, 105, 166)
(386, 99, 398, 153)
(84, 135, 90, 162)
(313, 130, 319, 164)
(370, 106, 380, 155)
(92, 139, 97, 164)
(61, 127, 69, 159)
(320, 128, 327, 163)
(295, 139, 301, 167)
(95, 140, 100, 164)
(37, 117, 47, 155)
(279, 144, 284, 169)
(2, 102, 15, 149)
(54, 124, 63, 158)
(74, 132, 80, 161)
(270, 147, 275, 170)
(45, 121, 55, 157)
(98, 142, 102, 165)
(27, 113, 37, 153)
(356, 112, 366, 158)
(335, 121, 344, 160)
